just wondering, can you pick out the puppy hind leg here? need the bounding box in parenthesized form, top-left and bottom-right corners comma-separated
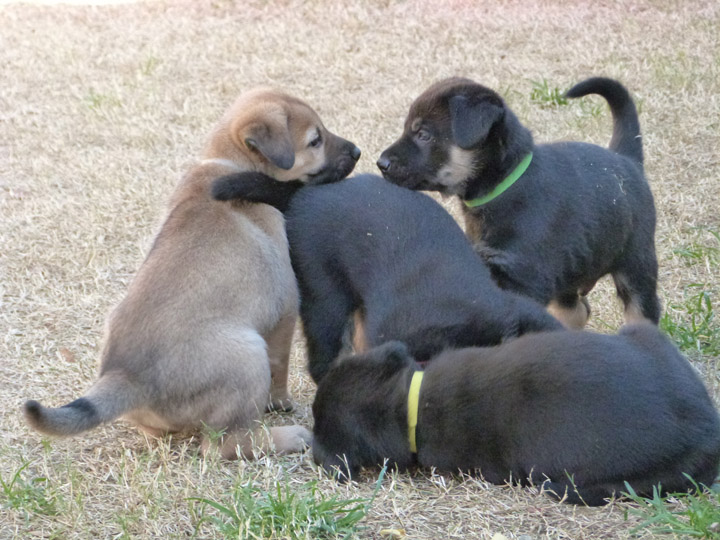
(339, 309, 368, 355)
(301, 292, 356, 383)
(546, 293, 590, 329)
(264, 313, 297, 412)
(613, 266, 661, 325)
(197, 331, 306, 460)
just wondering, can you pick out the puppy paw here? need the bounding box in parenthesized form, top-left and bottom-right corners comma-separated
(266, 395, 295, 413)
(270, 425, 312, 454)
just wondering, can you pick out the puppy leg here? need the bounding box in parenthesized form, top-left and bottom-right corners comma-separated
(547, 293, 590, 329)
(300, 288, 355, 383)
(613, 263, 661, 325)
(339, 309, 368, 357)
(264, 313, 297, 412)
(351, 309, 368, 353)
(198, 330, 310, 459)
(206, 425, 312, 460)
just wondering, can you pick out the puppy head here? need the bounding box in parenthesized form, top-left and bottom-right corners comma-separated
(311, 341, 417, 481)
(377, 77, 506, 194)
(209, 88, 360, 183)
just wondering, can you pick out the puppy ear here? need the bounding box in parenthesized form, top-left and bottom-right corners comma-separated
(377, 341, 414, 372)
(449, 95, 504, 149)
(236, 112, 295, 170)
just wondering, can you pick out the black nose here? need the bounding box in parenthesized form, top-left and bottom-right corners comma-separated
(377, 155, 391, 173)
(350, 145, 361, 161)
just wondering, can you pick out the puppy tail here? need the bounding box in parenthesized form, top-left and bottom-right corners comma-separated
(23, 371, 140, 436)
(211, 171, 304, 213)
(565, 77, 643, 166)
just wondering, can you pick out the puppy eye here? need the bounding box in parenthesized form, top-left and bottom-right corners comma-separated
(309, 134, 323, 148)
(415, 129, 432, 143)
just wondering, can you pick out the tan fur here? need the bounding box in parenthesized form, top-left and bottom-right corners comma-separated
(351, 310, 368, 354)
(547, 297, 591, 329)
(436, 146, 476, 192)
(624, 301, 648, 325)
(23, 89, 357, 458)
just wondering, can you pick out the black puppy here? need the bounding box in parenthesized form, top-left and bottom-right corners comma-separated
(212, 173, 562, 382)
(312, 324, 720, 505)
(378, 77, 660, 329)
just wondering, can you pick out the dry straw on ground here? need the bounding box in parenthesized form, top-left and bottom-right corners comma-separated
(1, 1, 719, 538)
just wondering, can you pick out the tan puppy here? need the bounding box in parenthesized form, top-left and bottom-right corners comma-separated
(23, 88, 361, 459)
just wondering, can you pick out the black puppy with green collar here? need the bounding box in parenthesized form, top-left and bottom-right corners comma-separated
(377, 77, 660, 329)
(311, 324, 720, 506)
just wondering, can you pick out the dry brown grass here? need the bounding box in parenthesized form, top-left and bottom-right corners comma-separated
(1, 1, 719, 538)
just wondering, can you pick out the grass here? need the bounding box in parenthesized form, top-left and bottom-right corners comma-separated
(0, 460, 59, 518)
(673, 228, 720, 269)
(661, 285, 720, 356)
(661, 228, 720, 355)
(529, 78, 569, 108)
(624, 479, 720, 538)
(85, 88, 123, 111)
(189, 467, 386, 539)
(2, 1, 719, 538)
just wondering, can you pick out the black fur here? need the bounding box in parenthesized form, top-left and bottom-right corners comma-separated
(61, 397, 97, 415)
(211, 173, 563, 382)
(312, 325, 720, 505)
(378, 76, 660, 326)
(212, 172, 304, 213)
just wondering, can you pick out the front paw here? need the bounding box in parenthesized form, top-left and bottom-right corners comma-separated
(266, 395, 295, 413)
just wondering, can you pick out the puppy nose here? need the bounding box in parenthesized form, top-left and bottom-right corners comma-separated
(376, 155, 391, 173)
(350, 145, 362, 161)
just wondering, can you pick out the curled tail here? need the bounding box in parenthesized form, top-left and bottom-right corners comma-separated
(23, 371, 141, 436)
(211, 171, 304, 213)
(565, 77, 643, 165)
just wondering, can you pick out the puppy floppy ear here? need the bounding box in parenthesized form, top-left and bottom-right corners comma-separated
(449, 95, 504, 149)
(235, 110, 295, 170)
(375, 341, 414, 373)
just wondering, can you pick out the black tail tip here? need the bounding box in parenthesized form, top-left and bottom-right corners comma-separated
(23, 399, 43, 422)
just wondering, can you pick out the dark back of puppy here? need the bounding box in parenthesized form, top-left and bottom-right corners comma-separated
(312, 325, 720, 505)
(212, 172, 562, 382)
(284, 174, 561, 381)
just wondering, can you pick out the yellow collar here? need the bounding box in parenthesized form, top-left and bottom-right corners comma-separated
(407, 371, 424, 454)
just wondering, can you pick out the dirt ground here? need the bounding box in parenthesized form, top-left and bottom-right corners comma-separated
(1, 1, 719, 538)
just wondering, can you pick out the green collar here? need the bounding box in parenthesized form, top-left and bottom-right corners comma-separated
(464, 152, 533, 208)
(407, 371, 424, 454)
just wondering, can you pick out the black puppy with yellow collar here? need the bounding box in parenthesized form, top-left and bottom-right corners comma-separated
(311, 324, 720, 506)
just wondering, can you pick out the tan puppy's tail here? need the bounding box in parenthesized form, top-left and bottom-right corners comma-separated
(23, 371, 140, 436)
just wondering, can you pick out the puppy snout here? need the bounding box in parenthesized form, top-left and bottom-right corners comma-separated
(350, 145, 362, 161)
(376, 154, 392, 173)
